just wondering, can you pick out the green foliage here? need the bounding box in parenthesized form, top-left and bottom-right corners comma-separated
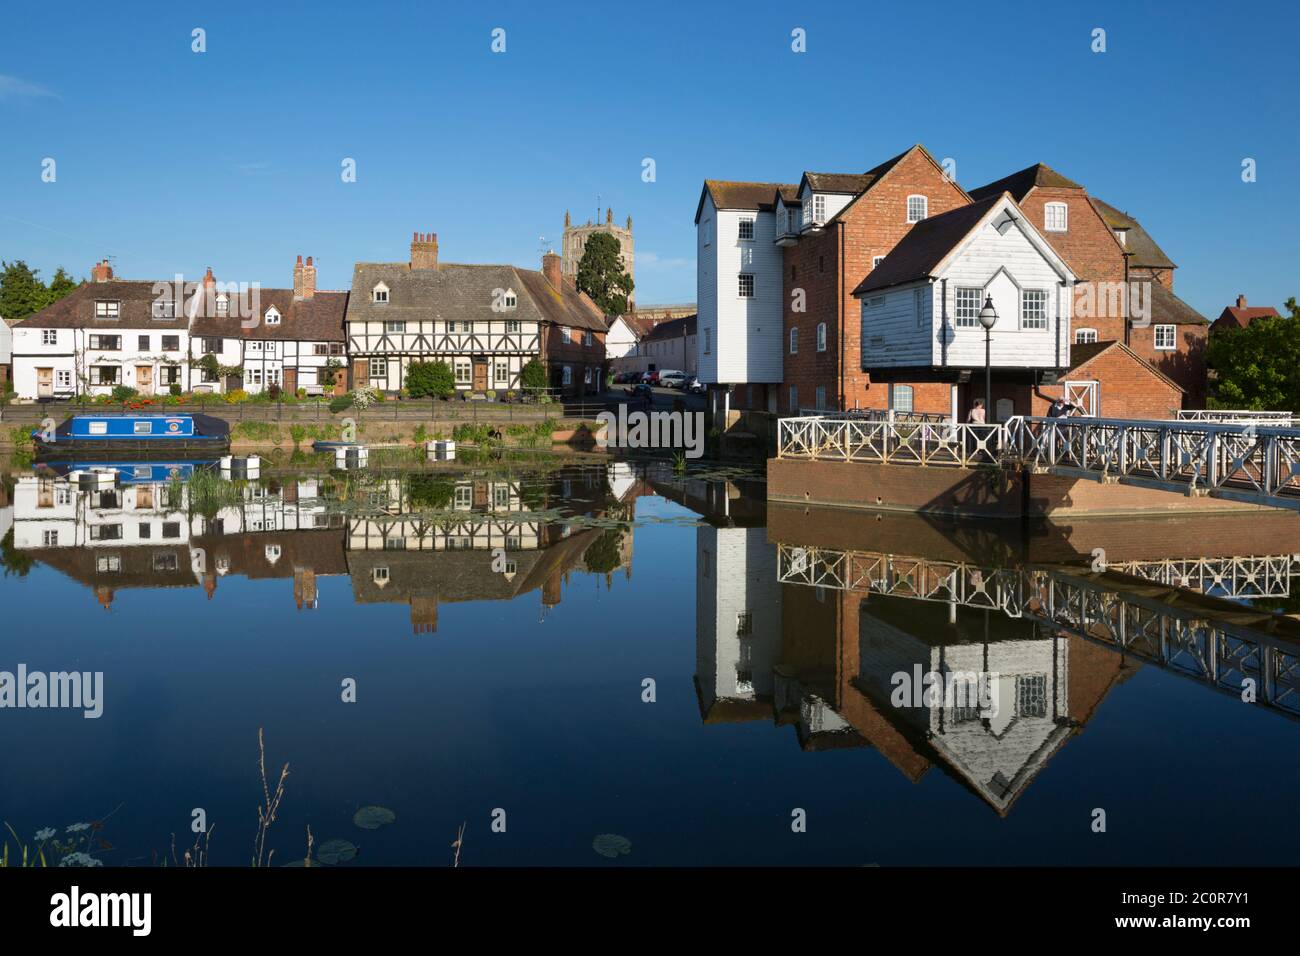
(452, 422, 499, 445)
(232, 420, 280, 441)
(575, 232, 633, 316)
(582, 529, 624, 574)
(405, 360, 456, 399)
(520, 358, 547, 391)
(406, 473, 456, 510)
(169, 382, 182, 397)
(223, 389, 249, 404)
(0, 260, 81, 322)
(328, 394, 352, 413)
(110, 384, 139, 403)
(0, 528, 34, 578)
(1207, 299, 1300, 411)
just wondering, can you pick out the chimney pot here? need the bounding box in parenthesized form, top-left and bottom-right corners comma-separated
(411, 231, 439, 270)
(91, 259, 114, 282)
(542, 251, 562, 290)
(296, 254, 317, 299)
(1237, 294, 1247, 309)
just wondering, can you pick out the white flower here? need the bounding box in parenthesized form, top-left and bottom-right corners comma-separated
(58, 852, 101, 867)
(65, 822, 90, 833)
(34, 828, 56, 842)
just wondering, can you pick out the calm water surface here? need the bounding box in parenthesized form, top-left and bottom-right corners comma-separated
(1, 457, 1298, 866)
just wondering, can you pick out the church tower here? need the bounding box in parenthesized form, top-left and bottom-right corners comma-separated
(561, 206, 635, 305)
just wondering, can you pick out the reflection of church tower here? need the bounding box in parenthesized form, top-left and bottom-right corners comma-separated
(693, 526, 781, 722)
(561, 207, 634, 305)
(293, 567, 317, 610)
(410, 596, 438, 635)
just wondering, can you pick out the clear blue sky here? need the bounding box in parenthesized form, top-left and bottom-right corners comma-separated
(2, 0, 1297, 317)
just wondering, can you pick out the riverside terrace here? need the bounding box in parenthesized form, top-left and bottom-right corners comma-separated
(772, 410, 1300, 516)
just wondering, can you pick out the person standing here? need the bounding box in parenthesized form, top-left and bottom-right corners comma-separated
(967, 399, 986, 425)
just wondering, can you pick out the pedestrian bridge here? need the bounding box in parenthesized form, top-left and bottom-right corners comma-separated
(776, 542, 1300, 720)
(776, 411, 1300, 510)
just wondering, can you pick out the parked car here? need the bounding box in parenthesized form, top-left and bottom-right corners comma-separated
(657, 370, 688, 389)
(685, 376, 706, 394)
(641, 370, 659, 385)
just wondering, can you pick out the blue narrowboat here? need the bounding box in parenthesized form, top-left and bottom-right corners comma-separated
(35, 460, 210, 484)
(32, 413, 230, 460)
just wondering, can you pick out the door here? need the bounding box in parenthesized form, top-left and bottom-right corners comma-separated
(36, 367, 53, 398)
(1063, 380, 1098, 416)
(283, 368, 297, 396)
(136, 365, 153, 395)
(472, 359, 488, 392)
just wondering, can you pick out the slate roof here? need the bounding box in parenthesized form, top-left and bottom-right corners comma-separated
(1146, 281, 1206, 326)
(15, 280, 191, 330)
(189, 289, 347, 341)
(643, 314, 697, 341)
(968, 163, 1084, 202)
(695, 180, 797, 221)
(1087, 197, 1177, 270)
(851, 195, 1005, 295)
(345, 262, 607, 332)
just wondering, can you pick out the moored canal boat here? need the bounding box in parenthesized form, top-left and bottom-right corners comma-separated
(31, 413, 230, 460)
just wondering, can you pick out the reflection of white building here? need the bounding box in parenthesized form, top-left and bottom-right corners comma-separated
(694, 525, 782, 719)
(346, 480, 540, 553)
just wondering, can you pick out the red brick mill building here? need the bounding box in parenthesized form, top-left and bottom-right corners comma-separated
(695, 145, 1208, 423)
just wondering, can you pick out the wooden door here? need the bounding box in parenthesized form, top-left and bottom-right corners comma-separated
(36, 367, 53, 398)
(136, 365, 153, 395)
(472, 359, 488, 391)
(352, 359, 368, 390)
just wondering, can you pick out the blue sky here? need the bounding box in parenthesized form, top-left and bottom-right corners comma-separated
(2, 0, 1297, 317)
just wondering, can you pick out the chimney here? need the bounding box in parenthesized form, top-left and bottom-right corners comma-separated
(410, 231, 439, 270)
(202, 266, 216, 289)
(1236, 294, 1248, 309)
(542, 251, 563, 290)
(91, 259, 114, 282)
(295, 255, 316, 299)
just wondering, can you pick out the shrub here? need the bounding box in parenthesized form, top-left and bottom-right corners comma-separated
(406, 360, 456, 399)
(232, 420, 280, 441)
(111, 384, 139, 403)
(224, 389, 249, 404)
(350, 387, 377, 410)
(328, 395, 351, 414)
(520, 359, 546, 391)
(267, 384, 282, 401)
(169, 382, 182, 397)
(485, 389, 497, 401)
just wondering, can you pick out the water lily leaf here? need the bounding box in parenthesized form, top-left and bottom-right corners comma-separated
(317, 839, 358, 865)
(353, 806, 396, 830)
(592, 833, 632, 859)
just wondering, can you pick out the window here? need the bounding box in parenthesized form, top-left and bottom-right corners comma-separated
(906, 195, 928, 223)
(161, 335, 179, 351)
(152, 299, 175, 319)
(560, 327, 571, 344)
(93, 366, 120, 385)
(788, 385, 798, 412)
(454, 485, 473, 509)
(891, 384, 914, 413)
(703, 328, 711, 355)
(815, 385, 826, 409)
(789, 327, 798, 354)
(816, 322, 827, 352)
(955, 287, 982, 328)
(562, 366, 572, 386)
(248, 368, 263, 386)
(248, 341, 263, 352)
(786, 209, 799, 234)
(454, 359, 471, 384)
(384, 321, 405, 333)
(583, 367, 592, 385)
(372, 284, 389, 303)
(216, 294, 229, 316)
(134, 420, 152, 435)
(738, 218, 755, 241)
(162, 522, 181, 539)
(369, 357, 387, 379)
(1021, 290, 1048, 330)
(865, 296, 885, 309)
(137, 335, 149, 350)
(43, 529, 58, 547)
(153, 553, 178, 572)
(872, 256, 885, 269)
(583, 330, 593, 347)
(202, 338, 222, 354)
(161, 366, 180, 385)
(812, 194, 826, 224)
(95, 300, 120, 320)
(1075, 328, 1098, 344)
(1044, 202, 1068, 232)
(89, 334, 121, 350)
(495, 361, 510, 386)
(1016, 675, 1048, 718)
(738, 273, 754, 298)
(264, 307, 281, 325)
(914, 288, 925, 329)
(1154, 324, 1176, 350)
(90, 524, 122, 541)
(505, 319, 520, 333)
(1114, 229, 1127, 247)
(56, 369, 72, 389)
(446, 321, 458, 333)
(41, 329, 57, 345)
(736, 611, 753, 637)
(139, 523, 152, 539)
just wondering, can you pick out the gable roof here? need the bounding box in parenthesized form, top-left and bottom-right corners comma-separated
(1066, 339, 1184, 393)
(643, 314, 697, 341)
(345, 262, 607, 332)
(819, 145, 973, 229)
(1086, 197, 1176, 270)
(968, 163, 1083, 202)
(1146, 281, 1206, 326)
(190, 289, 348, 341)
(15, 280, 191, 330)
(695, 180, 797, 223)
(1214, 304, 1281, 330)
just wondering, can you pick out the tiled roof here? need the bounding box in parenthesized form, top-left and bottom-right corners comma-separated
(1215, 305, 1280, 329)
(1066, 339, 1184, 393)
(15, 280, 191, 330)
(696, 180, 797, 221)
(802, 171, 874, 194)
(1146, 281, 1206, 326)
(345, 262, 607, 332)
(190, 289, 347, 341)
(643, 314, 697, 341)
(1087, 197, 1176, 270)
(969, 163, 1083, 202)
(851, 195, 1004, 295)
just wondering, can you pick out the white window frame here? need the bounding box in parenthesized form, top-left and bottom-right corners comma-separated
(872, 256, 885, 269)
(1020, 289, 1048, 330)
(816, 322, 827, 352)
(1154, 324, 1176, 350)
(891, 384, 914, 413)
(1075, 328, 1098, 344)
(812, 194, 826, 224)
(41, 329, 57, 345)
(738, 273, 755, 298)
(1044, 202, 1068, 232)
(454, 359, 472, 385)
(264, 307, 281, 326)
(372, 284, 389, 304)
(384, 320, 405, 333)
(505, 319, 521, 333)
(906, 195, 928, 223)
(560, 327, 571, 344)
(369, 357, 387, 379)
(562, 366, 572, 386)
(494, 361, 510, 387)
(738, 218, 755, 241)
(955, 287, 982, 328)
(95, 300, 120, 320)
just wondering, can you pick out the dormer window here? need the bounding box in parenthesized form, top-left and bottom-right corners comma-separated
(501, 288, 517, 310)
(906, 195, 928, 223)
(372, 283, 389, 304)
(1044, 202, 1068, 232)
(264, 306, 281, 326)
(152, 299, 175, 320)
(1114, 229, 1127, 247)
(95, 300, 120, 320)
(216, 293, 229, 316)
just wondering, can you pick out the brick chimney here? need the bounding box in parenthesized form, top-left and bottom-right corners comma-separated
(91, 259, 114, 282)
(1236, 294, 1248, 309)
(542, 251, 562, 290)
(410, 231, 439, 270)
(294, 255, 316, 299)
(202, 266, 216, 289)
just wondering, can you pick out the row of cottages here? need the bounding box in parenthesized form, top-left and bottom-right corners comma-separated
(11, 258, 348, 398)
(344, 232, 608, 397)
(695, 144, 1208, 423)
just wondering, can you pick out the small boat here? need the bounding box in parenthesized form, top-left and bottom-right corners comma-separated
(32, 413, 230, 460)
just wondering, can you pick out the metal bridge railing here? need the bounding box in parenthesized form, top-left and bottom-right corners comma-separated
(1175, 409, 1297, 426)
(778, 415, 1003, 467)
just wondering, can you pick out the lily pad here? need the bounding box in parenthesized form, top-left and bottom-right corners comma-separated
(353, 806, 396, 830)
(592, 833, 632, 859)
(317, 839, 359, 865)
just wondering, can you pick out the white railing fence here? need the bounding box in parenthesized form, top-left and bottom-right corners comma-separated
(778, 415, 1003, 467)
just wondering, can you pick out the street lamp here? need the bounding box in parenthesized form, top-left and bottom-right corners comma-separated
(978, 295, 998, 418)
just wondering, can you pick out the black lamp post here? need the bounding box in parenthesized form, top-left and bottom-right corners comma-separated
(978, 295, 998, 419)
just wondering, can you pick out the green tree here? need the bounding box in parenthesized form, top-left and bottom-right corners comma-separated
(1206, 298, 1300, 411)
(520, 358, 547, 391)
(575, 232, 633, 316)
(406, 360, 455, 399)
(0, 260, 48, 321)
(43, 266, 80, 305)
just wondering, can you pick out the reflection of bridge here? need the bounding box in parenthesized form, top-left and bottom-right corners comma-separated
(1114, 554, 1300, 598)
(776, 543, 1300, 719)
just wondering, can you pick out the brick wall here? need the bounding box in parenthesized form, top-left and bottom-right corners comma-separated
(1128, 321, 1206, 407)
(1036, 344, 1183, 420)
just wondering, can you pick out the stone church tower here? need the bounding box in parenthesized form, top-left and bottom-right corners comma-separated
(561, 208, 634, 305)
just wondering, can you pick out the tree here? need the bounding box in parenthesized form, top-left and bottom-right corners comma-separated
(0, 261, 48, 321)
(520, 358, 547, 391)
(406, 360, 455, 399)
(1206, 298, 1300, 411)
(575, 232, 633, 316)
(44, 267, 80, 306)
